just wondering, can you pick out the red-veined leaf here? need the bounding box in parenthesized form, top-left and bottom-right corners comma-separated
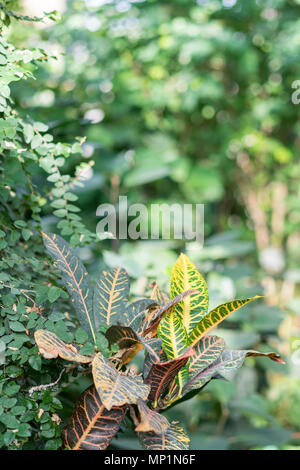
(149, 281, 169, 305)
(143, 339, 165, 379)
(62, 386, 126, 450)
(145, 347, 194, 403)
(138, 423, 190, 450)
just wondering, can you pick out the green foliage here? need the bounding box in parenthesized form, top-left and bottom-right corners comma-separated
(0, 4, 95, 450)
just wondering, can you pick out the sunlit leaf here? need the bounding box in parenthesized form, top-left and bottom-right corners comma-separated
(34, 329, 92, 363)
(93, 267, 130, 328)
(42, 232, 96, 342)
(171, 253, 209, 335)
(189, 296, 261, 346)
(92, 353, 150, 410)
(138, 423, 190, 450)
(62, 386, 126, 450)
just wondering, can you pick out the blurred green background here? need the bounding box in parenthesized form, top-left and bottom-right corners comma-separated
(9, 0, 300, 449)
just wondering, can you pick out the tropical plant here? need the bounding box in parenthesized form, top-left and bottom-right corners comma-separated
(34, 234, 284, 450)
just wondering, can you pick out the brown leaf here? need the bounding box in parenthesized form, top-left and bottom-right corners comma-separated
(92, 353, 150, 410)
(63, 386, 126, 450)
(145, 347, 194, 403)
(135, 399, 169, 434)
(140, 289, 199, 336)
(34, 329, 93, 363)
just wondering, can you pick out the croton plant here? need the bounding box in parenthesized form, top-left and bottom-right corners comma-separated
(34, 232, 284, 450)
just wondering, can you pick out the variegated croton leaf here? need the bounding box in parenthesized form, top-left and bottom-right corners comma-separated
(143, 339, 165, 379)
(183, 349, 284, 395)
(140, 289, 199, 336)
(93, 267, 130, 328)
(118, 290, 197, 366)
(62, 386, 126, 450)
(145, 348, 194, 404)
(42, 232, 96, 342)
(157, 310, 190, 393)
(189, 335, 225, 377)
(149, 281, 169, 305)
(122, 298, 158, 331)
(189, 296, 261, 346)
(106, 299, 158, 365)
(138, 423, 190, 450)
(106, 325, 162, 363)
(135, 399, 169, 433)
(34, 329, 92, 363)
(171, 253, 209, 335)
(92, 353, 150, 410)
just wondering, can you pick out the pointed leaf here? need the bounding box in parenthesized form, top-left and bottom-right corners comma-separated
(171, 253, 209, 335)
(92, 353, 150, 410)
(143, 339, 165, 379)
(62, 386, 126, 450)
(34, 329, 92, 363)
(135, 399, 169, 434)
(145, 348, 194, 403)
(138, 423, 190, 450)
(183, 349, 284, 395)
(150, 282, 169, 305)
(189, 335, 225, 376)
(189, 296, 261, 346)
(157, 310, 190, 392)
(140, 289, 199, 336)
(42, 232, 95, 342)
(123, 299, 157, 331)
(106, 325, 161, 361)
(93, 267, 130, 328)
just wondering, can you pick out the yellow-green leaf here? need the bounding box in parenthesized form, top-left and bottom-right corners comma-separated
(157, 311, 190, 393)
(170, 253, 208, 335)
(190, 296, 261, 346)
